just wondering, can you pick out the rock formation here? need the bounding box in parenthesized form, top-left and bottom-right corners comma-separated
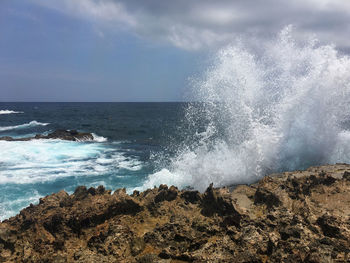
(1, 164, 350, 262)
(0, 130, 94, 142)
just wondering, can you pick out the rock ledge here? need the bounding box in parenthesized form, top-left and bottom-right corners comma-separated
(1, 164, 350, 262)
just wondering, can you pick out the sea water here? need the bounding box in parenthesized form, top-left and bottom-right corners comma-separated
(2, 27, 350, 220)
(0, 102, 186, 220)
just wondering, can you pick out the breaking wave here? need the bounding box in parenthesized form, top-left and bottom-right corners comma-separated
(0, 110, 23, 115)
(144, 26, 350, 191)
(92, 133, 108, 142)
(0, 139, 142, 185)
(0, 121, 49, 132)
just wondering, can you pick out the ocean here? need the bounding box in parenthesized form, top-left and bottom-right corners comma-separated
(0, 102, 187, 220)
(2, 29, 350, 221)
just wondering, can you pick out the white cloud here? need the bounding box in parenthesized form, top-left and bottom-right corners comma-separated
(31, 0, 350, 51)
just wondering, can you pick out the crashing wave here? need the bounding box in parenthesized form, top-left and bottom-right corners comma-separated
(92, 133, 108, 142)
(144, 26, 350, 191)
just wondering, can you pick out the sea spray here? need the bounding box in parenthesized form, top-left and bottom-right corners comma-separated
(144, 26, 350, 191)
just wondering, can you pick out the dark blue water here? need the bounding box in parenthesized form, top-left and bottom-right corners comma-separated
(0, 102, 186, 220)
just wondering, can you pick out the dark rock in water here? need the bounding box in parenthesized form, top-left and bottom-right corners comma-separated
(0, 129, 94, 142)
(0, 136, 16, 141)
(1, 164, 350, 262)
(40, 129, 93, 141)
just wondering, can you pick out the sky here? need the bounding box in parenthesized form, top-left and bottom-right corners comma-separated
(1, 0, 350, 102)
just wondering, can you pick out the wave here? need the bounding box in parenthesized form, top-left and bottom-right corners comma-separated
(144, 26, 350, 191)
(71, 133, 107, 142)
(0, 121, 49, 132)
(0, 139, 143, 185)
(0, 110, 23, 115)
(92, 133, 108, 142)
(0, 190, 41, 221)
(0, 138, 143, 220)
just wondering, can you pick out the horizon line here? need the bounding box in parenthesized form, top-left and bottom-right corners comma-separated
(0, 101, 194, 103)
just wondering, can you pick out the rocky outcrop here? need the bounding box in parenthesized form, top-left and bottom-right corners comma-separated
(0, 130, 94, 142)
(1, 164, 350, 262)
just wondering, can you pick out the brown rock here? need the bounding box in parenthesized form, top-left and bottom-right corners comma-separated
(316, 214, 342, 238)
(154, 186, 178, 203)
(0, 164, 350, 262)
(254, 187, 281, 209)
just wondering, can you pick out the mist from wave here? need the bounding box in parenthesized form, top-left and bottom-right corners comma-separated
(144, 26, 350, 191)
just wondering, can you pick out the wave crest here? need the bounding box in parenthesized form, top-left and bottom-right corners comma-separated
(92, 133, 108, 142)
(145, 26, 350, 191)
(0, 110, 23, 115)
(0, 121, 49, 132)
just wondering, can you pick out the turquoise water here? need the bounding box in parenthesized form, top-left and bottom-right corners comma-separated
(0, 102, 186, 220)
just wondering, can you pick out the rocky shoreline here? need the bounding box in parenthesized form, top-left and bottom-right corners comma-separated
(1, 164, 350, 262)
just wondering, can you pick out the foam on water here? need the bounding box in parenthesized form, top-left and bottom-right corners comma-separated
(0, 139, 142, 185)
(0, 137, 144, 220)
(0, 189, 41, 221)
(0, 120, 49, 132)
(144, 26, 350, 191)
(92, 133, 108, 142)
(0, 110, 23, 115)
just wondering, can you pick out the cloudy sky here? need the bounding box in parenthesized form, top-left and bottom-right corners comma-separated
(1, 0, 350, 101)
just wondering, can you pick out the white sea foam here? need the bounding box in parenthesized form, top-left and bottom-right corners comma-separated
(92, 133, 108, 142)
(0, 190, 41, 221)
(0, 120, 49, 132)
(113, 154, 143, 171)
(0, 110, 23, 115)
(0, 139, 143, 185)
(144, 26, 350, 191)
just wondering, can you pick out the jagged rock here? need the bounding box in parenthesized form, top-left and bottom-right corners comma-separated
(279, 226, 301, 240)
(73, 186, 88, 200)
(343, 171, 350, 181)
(201, 184, 241, 218)
(254, 188, 281, 209)
(180, 190, 201, 204)
(96, 185, 106, 194)
(0, 227, 16, 252)
(130, 237, 146, 256)
(154, 185, 178, 203)
(38, 129, 94, 141)
(316, 214, 342, 238)
(1, 164, 350, 262)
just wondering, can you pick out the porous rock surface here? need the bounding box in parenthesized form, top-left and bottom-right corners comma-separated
(1, 164, 350, 262)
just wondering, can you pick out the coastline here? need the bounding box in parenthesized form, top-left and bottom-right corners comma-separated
(1, 164, 350, 262)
